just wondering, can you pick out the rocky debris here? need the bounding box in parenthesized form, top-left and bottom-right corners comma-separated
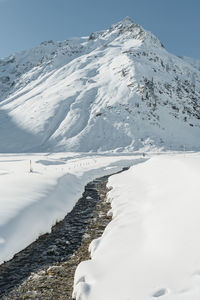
(0, 169, 128, 299)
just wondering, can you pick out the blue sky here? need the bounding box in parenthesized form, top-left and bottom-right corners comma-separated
(0, 0, 199, 59)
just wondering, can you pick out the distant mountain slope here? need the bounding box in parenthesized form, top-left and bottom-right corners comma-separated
(0, 17, 200, 152)
(179, 56, 200, 72)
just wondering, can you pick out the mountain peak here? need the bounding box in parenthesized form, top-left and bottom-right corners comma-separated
(0, 18, 199, 153)
(110, 16, 141, 32)
(120, 16, 135, 25)
(107, 17, 163, 49)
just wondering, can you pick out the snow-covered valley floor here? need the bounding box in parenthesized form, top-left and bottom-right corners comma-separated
(73, 152, 200, 300)
(0, 152, 140, 264)
(1, 152, 200, 300)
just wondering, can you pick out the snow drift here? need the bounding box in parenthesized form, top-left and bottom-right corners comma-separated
(73, 153, 200, 300)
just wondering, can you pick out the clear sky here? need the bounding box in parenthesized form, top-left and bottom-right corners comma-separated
(0, 0, 199, 59)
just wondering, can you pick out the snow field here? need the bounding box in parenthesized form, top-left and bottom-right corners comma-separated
(73, 153, 200, 300)
(0, 153, 140, 264)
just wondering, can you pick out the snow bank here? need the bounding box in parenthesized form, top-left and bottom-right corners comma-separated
(0, 153, 139, 264)
(73, 153, 200, 300)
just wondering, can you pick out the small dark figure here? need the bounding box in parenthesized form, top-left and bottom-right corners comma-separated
(30, 160, 33, 173)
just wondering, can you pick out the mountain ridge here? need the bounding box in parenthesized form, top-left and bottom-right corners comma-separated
(0, 17, 200, 152)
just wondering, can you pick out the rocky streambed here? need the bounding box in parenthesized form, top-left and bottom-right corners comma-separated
(0, 168, 128, 300)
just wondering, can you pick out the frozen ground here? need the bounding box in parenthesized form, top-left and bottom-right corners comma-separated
(73, 152, 200, 300)
(0, 152, 140, 264)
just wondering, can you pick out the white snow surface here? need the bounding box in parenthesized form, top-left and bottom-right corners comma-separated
(0, 152, 139, 264)
(0, 17, 200, 153)
(73, 153, 200, 300)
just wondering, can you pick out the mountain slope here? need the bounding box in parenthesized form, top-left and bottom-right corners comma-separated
(0, 17, 200, 152)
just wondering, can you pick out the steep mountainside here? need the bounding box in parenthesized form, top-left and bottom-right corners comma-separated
(0, 17, 200, 152)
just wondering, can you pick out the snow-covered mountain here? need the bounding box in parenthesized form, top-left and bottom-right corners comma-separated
(0, 17, 200, 152)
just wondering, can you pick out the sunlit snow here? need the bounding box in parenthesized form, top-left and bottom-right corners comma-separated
(73, 153, 200, 300)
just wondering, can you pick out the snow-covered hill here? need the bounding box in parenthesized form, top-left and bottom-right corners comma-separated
(0, 17, 200, 152)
